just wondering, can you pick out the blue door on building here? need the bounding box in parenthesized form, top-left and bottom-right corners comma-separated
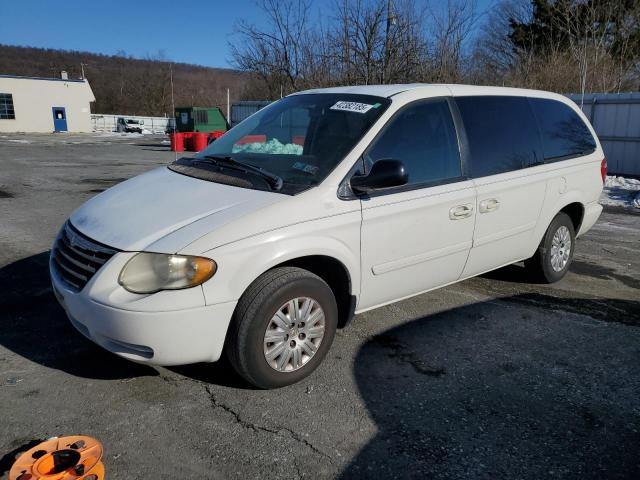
(52, 107, 68, 132)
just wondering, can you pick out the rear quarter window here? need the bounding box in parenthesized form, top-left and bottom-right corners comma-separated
(529, 98, 597, 161)
(455, 96, 542, 178)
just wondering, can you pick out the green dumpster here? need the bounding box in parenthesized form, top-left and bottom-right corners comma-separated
(174, 107, 228, 133)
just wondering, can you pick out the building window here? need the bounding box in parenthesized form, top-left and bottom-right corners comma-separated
(0, 93, 15, 120)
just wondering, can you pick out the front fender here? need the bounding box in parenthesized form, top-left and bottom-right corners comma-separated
(198, 211, 361, 306)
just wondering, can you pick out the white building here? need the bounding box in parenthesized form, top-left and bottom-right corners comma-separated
(0, 74, 95, 133)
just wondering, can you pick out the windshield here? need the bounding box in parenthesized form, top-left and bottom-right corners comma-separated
(191, 93, 390, 194)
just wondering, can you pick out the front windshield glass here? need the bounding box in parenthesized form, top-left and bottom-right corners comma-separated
(194, 93, 390, 194)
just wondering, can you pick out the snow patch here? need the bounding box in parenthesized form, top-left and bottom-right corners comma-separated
(94, 132, 145, 138)
(601, 175, 640, 209)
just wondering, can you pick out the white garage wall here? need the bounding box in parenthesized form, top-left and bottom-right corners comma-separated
(0, 75, 95, 133)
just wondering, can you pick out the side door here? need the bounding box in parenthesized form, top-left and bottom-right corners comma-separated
(356, 98, 477, 311)
(52, 107, 68, 132)
(455, 96, 548, 278)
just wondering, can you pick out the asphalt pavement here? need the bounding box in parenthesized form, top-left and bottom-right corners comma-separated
(0, 133, 638, 479)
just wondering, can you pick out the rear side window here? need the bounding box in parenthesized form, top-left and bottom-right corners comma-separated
(529, 98, 596, 161)
(456, 96, 541, 177)
(365, 99, 461, 186)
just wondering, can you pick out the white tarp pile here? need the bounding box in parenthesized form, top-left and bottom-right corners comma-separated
(232, 138, 303, 155)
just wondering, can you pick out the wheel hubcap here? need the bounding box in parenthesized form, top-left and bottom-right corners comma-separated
(550, 225, 572, 272)
(263, 297, 325, 372)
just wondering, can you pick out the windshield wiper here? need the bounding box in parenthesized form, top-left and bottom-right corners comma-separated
(198, 155, 283, 191)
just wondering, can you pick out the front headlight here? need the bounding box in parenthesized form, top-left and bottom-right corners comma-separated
(118, 252, 217, 294)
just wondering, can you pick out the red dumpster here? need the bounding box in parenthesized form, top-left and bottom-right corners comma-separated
(170, 133, 185, 152)
(183, 132, 194, 151)
(210, 130, 225, 140)
(192, 132, 209, 152)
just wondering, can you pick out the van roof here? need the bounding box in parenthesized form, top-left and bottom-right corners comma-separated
(294, 84, 565, 101)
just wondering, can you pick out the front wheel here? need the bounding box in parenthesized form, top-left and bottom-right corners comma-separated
(524, 212, 576, 283)
(226, 267, 338, 389)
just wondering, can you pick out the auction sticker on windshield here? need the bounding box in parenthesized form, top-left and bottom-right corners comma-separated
(330, 101, 379, 114)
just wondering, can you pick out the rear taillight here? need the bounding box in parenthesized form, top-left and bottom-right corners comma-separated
(601, 158, 607, 184)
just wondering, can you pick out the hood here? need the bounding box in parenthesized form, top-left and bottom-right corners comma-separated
(70, 167, 283, 252)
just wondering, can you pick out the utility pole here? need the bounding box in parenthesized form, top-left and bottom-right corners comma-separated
(80, 63, 87, 79)
(226, 88, 230, 124)
(383, 0, 395, 84)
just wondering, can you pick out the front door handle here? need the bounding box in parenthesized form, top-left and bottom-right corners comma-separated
(449, 204, 474, 220)
(479, 198, 500, 213)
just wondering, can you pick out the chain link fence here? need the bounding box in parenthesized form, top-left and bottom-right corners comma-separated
(91, 114, 171, 134)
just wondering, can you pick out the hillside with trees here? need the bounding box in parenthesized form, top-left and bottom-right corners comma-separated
(0, 45, 250, 116)
(231, 0, 640, 100)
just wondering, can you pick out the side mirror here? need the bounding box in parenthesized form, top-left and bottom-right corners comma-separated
(350, 159, 408, 194)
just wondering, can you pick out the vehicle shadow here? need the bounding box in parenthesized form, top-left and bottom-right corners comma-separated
(340, 294, 640, 479)
(135, 143, 169, 148)
(169, 357, 252, 390)
(0, 252, 156, 380)
(479, 262, 534, 283)
(0, 439, 43, 477)
(0, 252, 250, 387)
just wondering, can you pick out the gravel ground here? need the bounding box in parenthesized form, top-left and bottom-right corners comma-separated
(0, 133, 639, 479)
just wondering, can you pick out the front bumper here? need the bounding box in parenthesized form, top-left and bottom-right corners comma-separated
(50, 257, 237, 366)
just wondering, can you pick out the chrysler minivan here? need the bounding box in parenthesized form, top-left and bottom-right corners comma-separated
(50, 85, 605, 388)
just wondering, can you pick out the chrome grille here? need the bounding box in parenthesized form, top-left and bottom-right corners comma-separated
(51, 221, 119, 291)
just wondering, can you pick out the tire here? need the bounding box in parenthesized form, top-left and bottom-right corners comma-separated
(524, 212, 576, 283)
(226, 267, 338, 389)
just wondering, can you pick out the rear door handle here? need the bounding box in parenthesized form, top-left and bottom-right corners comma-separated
(479, 198, 500, 213)
(449, 204, 474, 220)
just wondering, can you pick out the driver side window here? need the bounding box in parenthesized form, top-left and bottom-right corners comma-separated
(365, 99, 462, 187)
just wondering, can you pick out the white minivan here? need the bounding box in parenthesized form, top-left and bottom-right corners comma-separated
(50, 85, 605, 388)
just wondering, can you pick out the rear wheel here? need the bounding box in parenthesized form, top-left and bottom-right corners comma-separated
(226, 267, 338, 389)
(525, 212, 576, 283)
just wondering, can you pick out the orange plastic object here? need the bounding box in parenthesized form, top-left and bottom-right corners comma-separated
(9, 436, 104, 480)
(235, 134, 267, 145)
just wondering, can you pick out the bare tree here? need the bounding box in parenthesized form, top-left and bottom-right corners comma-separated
(428, 0, 480, 83)
(231, 0, 640, 96)
(473, 0, 640, 93)
(554, 1, 616, 101)
(471, 0, 532, 85)
(331, 0, 387, 85)
(230, 0, 313, 98)
(383, 0, 429, 83)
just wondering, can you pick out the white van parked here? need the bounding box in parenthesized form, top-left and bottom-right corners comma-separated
(50, 85, 605, 388)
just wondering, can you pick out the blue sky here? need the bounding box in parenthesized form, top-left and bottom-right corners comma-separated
(0, 0, 495, 69)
